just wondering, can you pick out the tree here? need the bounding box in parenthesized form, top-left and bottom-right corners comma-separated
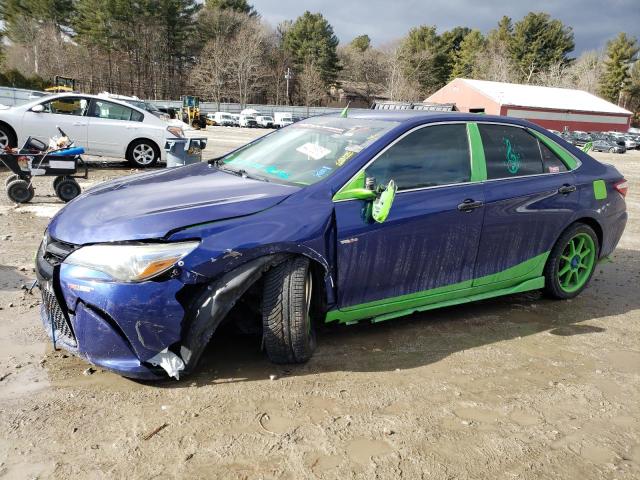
(191, 37, 230, 109)
(283, 11, 340, 84)
(473, 16, 516, 82)
(436, 26, 471, 85)
(398, 25, 440, 95)
(509, 12, 575, 82)
(450, 30, 485, 79)
(226, 20, 268, 106)
(350, 34, 371, 52)
(205, 0, 257, 17)
(297, 63, 326, 114)
(568, 50, 604, 94)
(599, 32, 639, 103)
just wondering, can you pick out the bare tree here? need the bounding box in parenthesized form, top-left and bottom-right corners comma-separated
(297, 62, 326, 114)
(381, 43, 421, 101)
(226, 20, 267, 107)
(191, 37, 230, 109)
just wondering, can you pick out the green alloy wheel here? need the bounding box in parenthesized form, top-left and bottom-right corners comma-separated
(544, 223, 598, 299)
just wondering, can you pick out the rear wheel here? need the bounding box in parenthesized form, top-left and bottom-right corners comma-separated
(55, 178, 81, 202)
(5, 174, 19, 186)
(262, 257, 316, 364)
(609, 147, 616, 153)
(7, 179, 34, 203)
(544, 224, 598, 299)
(127, 140, 159, 168)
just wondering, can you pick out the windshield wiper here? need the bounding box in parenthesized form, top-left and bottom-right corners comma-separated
(215, 163, 270, 182)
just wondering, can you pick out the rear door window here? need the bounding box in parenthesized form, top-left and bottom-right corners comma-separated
(365, 123, 471, 190)
(479, 124, 544, 179)
(90, 100, 141, 121)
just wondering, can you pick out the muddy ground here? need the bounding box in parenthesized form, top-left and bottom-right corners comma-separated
(0, 127, 639, 479)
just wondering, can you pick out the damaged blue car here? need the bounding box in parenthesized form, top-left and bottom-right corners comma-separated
(36, 112, 628, 379)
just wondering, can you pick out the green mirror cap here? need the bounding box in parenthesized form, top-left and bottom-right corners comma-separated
(334, 170, 377, 201)
(372, 179, 397, 223)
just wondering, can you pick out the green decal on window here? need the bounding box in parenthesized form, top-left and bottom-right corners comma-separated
(593, 179, 607, 200)
(503, 137, 521, 174)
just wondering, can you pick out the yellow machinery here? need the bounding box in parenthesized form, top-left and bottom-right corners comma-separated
(180, 96, 207, 129)
(45, 76, 76, 94)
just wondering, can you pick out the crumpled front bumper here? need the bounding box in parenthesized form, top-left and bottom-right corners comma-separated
(35, 239, 186, 380)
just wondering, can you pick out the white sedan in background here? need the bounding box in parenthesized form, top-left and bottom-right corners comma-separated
(0, 93, 184, 167)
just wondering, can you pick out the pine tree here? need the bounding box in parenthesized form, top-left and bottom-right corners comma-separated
(599, 32, 639, 103)
(450, 30, 486, 80)
(283, 11, 340, 84)
(350, 34, 371, 53)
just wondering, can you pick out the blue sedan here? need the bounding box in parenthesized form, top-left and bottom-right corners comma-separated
(36, 111, 628, 379)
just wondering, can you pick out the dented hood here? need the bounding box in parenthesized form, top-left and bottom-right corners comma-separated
(48, 162, 299, 244)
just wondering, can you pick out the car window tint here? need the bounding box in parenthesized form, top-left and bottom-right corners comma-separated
(539, 141, 568, 173)
(365, 124, 471, 190)
(479, 124, 544, 179)
(90, 100, 136, 121)
(130, 109, 144, 122)
(43, 97, 88, 116)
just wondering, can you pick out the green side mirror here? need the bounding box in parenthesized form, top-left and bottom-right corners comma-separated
(372, 179, 397, 223)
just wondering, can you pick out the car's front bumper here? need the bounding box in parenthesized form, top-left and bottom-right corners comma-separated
(35, 238, 184, 380)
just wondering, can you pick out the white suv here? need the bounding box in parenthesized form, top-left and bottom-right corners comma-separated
(0, 93, 184, 167)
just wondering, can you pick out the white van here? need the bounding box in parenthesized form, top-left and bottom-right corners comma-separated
(256, 115, 274, 128)
(273, 112, 293, 128)
(239, 114, 258, 128)
(212, 112, 234, 126)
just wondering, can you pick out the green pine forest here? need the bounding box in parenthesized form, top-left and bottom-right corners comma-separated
(0, 0, 638, 124)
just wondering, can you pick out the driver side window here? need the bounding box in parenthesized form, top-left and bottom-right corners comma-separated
(365, 123, 471, 190)
(42, 97, 88, 116)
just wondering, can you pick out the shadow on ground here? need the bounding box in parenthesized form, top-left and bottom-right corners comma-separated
(147, 246, 640, 388)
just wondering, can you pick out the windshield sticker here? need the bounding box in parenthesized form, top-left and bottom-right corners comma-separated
(296, 142, 331, 160)
(314, 166, 333, 178)
(345, 144, 363, 153)
(336, 150, 355, 166)
(503, 138, 521, 174)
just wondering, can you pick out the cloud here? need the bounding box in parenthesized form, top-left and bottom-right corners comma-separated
(252, 0, 639, 53)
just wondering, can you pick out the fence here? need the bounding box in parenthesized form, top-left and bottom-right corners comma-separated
(0, 87, 47, 107)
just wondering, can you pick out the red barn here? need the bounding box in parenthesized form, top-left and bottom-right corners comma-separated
(426, 78, 632, 132)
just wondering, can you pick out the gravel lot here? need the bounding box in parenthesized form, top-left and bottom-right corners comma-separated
(0, 126, 639, 479)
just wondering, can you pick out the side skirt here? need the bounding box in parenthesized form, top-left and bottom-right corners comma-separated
(325, 276, 545, 325)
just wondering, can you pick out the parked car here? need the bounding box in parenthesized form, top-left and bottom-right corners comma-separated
(98, 93, 170, 122)
(239, 114, 257, 128)
(0, 93, 183, 167)
(256, 115, 274, 128)
(230, 114, 241, 127)
(622, 135, 638, 149)
(273, 112, 293, 128)
(36, 112, 628, 380)
(591, 139, 626, 154)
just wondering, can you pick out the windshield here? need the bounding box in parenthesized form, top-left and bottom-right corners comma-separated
(219, 116, 399, 185)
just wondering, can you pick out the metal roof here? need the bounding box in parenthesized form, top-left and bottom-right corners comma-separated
(447, 79, 632, 115)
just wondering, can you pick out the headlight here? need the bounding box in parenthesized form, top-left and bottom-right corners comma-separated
(167, 126, 184, 138)
(64, 242, 199, 282)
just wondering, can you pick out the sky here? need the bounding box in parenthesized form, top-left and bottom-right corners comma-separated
(252, 0, 640, 54)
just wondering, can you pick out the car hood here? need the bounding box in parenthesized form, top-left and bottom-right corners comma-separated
(48, 162, 299, 244)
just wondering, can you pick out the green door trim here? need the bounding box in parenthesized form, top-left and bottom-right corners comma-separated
(466, 122, 487, 182)
(325, 251, 549, 324)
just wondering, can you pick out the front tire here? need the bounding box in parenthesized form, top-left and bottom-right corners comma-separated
(262, 257, 316, 364)
(0, 125, 17, 150)
(544, 223, 599, 299)
(7, 179, 34, 203)
(126, 140, 159, 168)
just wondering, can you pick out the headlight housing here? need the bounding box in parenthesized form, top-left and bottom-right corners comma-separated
(64, 242, 199, 282)
(167, 126, 184, 138)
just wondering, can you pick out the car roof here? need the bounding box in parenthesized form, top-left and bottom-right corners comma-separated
(329, 110, 537, 128)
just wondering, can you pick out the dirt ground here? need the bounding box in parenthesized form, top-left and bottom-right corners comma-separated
(0, 127, 639, 479)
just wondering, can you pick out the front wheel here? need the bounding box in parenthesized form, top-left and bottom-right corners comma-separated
(262, 257, 316, 364)
(127, 140, 159, 168)
(544, 224, 599, 299)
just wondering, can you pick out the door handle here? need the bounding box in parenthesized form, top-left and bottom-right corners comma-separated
(72, 122, 86, 126)
(457, 199, 483, 212)
(558, 184, 577, 195)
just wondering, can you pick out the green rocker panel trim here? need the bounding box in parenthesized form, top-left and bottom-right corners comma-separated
(593, 179, 607, 200)
(529, 129, 579, 170)
(326, 251, 549, 325)
(466, 123, 488, 181)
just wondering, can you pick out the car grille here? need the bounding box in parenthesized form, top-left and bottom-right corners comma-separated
(42, 285, 77, 347)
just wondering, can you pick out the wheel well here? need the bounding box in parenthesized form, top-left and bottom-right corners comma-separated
(126, 138, 160, 157)
(0, 121, 17, 145)
(572, 217, 603, 254)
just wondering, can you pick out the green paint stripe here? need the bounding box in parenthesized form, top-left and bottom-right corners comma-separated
(593, 179, 607, 200)
(529, 130, 578, 170)
(467, 122, 487, 181)
(326, 251, 549, 324)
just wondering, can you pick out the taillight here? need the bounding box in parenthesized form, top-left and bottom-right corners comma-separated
(614, 179, 628, 197)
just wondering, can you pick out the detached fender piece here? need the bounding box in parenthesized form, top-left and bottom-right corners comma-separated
(179, 253, 292, 375)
